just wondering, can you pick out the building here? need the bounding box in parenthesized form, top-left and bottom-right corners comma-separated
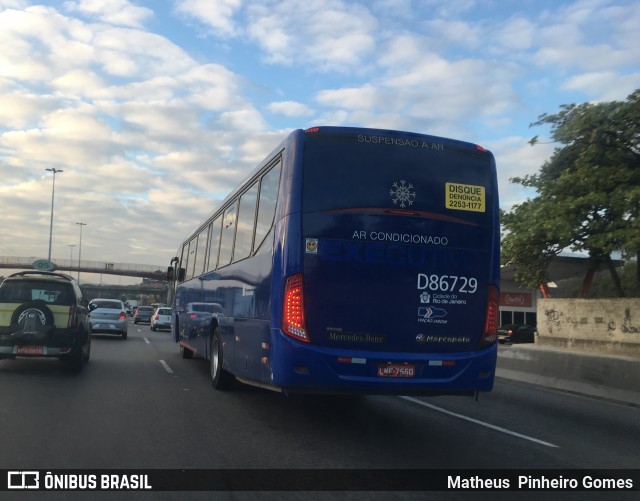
(499, 255, 621, 327)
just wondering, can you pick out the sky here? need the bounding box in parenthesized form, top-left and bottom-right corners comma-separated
(0, 0, 639, 283)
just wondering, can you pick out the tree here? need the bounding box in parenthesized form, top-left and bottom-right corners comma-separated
(503, 90, 640, 297)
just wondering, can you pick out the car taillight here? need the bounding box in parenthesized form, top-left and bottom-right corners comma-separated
(282, 273, 310, 343)
(478, 285, 499, 349)
(189, 313, 198, 319)
(119, 312, 127, 320)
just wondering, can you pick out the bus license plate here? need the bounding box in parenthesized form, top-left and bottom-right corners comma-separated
(17, 346, 44, 356)
(377, 364, 416, 378)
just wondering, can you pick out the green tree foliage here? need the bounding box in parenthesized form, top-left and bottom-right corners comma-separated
(502, 90, 640, 296)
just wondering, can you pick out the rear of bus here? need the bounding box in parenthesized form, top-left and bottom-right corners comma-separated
(274, 126, 499, 395)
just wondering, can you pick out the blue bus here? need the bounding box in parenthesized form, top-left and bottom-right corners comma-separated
(167, 126, 500, 396)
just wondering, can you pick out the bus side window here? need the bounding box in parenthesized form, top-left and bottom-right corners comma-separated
(206, 216, 222, 272)
(185, 237, 198, 281)
(176, 247, 186, 283)
(254, 161, 281, 252)
(182, 241, 192, 281)
(218, 202, 238, 268)
(233, 183, 259, 262)
(192, 224, 209, 278)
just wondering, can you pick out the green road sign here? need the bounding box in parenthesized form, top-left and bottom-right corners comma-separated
(32, 259, 56, 271)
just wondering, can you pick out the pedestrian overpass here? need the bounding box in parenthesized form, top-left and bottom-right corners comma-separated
(0, 256, 167, 281)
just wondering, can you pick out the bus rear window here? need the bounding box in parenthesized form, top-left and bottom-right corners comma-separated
(302, 132, 494, 220)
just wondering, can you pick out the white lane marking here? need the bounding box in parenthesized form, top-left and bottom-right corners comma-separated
(159, 360, 174, 374)
(143, 337, 150, 344)
(399, 396, 559, 448)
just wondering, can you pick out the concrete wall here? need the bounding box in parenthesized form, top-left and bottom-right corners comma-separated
(537, 298, 640, 357)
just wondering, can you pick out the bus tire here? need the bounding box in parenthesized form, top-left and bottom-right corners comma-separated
(210, 328, 233, 390)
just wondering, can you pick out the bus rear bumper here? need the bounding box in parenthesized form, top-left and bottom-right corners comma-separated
(270, 334, 497, 396)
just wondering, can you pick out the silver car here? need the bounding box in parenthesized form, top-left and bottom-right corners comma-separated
(88, 299, 128, 340)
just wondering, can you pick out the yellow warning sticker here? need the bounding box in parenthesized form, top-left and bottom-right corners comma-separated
(445, 183, 486, 212)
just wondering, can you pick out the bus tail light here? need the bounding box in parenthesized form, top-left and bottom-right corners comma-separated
(478, 285, 499, 349)
(282, 274, 310, 343)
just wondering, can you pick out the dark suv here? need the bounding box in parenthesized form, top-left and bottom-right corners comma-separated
(0, 271, 91, 372)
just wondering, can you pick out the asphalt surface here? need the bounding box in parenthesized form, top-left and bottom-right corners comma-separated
(1, 321, 638, 500)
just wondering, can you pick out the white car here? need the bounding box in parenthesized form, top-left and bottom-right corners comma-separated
(150, 307, 172, 331)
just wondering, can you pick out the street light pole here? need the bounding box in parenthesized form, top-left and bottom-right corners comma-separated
(68, 244, 76, 269)
(46, 168, 63, 262)
(76, 222, 87, 283)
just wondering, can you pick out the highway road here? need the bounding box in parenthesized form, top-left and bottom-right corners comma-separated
(1, 319, 638, 499)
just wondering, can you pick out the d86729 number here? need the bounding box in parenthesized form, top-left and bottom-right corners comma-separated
(417, 273, 478, 293)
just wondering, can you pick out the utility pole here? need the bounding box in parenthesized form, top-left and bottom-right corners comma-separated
(76, 222, 87, 283)
(46, 168, 63, 262)
(68, 244, 76, 269)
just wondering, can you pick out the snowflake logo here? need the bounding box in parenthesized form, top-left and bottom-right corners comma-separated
(389, 179, 416, 208)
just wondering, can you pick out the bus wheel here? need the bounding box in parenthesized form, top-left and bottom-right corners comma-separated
(210, 328, 234, 390)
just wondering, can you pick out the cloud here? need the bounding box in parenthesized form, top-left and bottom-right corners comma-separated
(316, 51, 519, 138)
(0, 93, 63, 129)
(563, 71, 640, 102)
(487, 136, 555, 210)
(174, 0, 242, 37)
(267, 101, 314, 117)
(0, 3, 268, 269)
(532, 1, 640, 71)
(181, 64, 247, 111)
(491, 17, 535, 52)
(315, 86, 379, 111)
(63, 0, 154, 28)
(246, 0, 377, 72)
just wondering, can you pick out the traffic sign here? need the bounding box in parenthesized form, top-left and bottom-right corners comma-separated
(32, 259, 56, 271)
